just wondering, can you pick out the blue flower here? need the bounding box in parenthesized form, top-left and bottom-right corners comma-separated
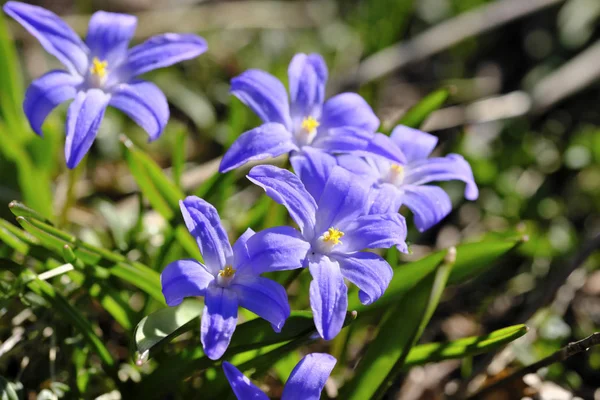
(223, 353, 336, 400)
(160, 196, 290, 360)
(3, 1, 207, 168)
(219, 53, 405, 172)
(337, 125, 479, 231)
(244, 165, 407, 340)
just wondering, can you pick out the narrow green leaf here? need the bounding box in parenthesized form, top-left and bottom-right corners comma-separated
(14, 215, 163, 302)
(172, 127, 186, 189)
(404, 324, 528, 367)
(395, 87, 450, 130)
(123, 137, 183, 213)
(22, 270, 116, 371)
(0, 10, 25, 132)
(343, 250, 454, 400)
(0, 223, 28, 254)
(8, 201, 53, 224)
(134, 299, 204, 360)
(350, 235, 523, 313)
(138, 311, 356, 398)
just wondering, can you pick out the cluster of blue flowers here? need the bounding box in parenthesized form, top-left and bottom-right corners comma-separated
(5, 2, 478, 398)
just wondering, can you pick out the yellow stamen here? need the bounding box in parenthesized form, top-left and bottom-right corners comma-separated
(90, 57, 108, 78)
(301, 116, 320, 133)
(218, 265, 236, 278)
(322, 227, 344, 245)
(390, 164, 404, 174)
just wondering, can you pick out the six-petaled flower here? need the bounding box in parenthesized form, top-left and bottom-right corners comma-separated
(219, 53, 406, 173)
(244, 164, 408, 340)
(160, 196, 291, 360)
(338, 125, 479, 231)
(3, 1, 207, 168)
(223, 353, 336, 400)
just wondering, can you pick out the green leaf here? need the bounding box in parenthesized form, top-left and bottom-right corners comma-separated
(342, 250, 454, 400)
(13, 215, 163, 302)
(134, 299, 204, 361)
(122, 138, 202, 261)
(138, 311, 356, 399)
(349, 235, 523, 313)
(22, 270, 117, 373)
(394, 87, 450, 130)
(8, 201, 53, 225)
(404, 324, 528, 367)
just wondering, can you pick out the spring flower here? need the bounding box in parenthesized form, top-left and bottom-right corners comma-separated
(4, 1, 207, 168)
(223, 353, 336, 400)
(244, 165, 407, 340)
(338, 125, 479, 231)
(219, 53, 405, 172)
(160, 196, 290, 360)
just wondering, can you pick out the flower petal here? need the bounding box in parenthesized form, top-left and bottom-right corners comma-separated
(367, 184, 402, 215)
(109, 80, 169, 141)
(308, 254, 348, 340)
(232, 228, 255, 271)
(230, 69, 292, 127)
(281, 353, 336, 400)
(336, 252, 393, 306)
(247, 165, 316, 235)
(230, 275, 290, 332)
(320, 92, 379, 132)
(201, 286, 238, 360)
(390, 125, 438, 163)
(242, 226, 310, 274)
(219, 123, 297, 173)
(222, 362, 269, 400)
(314, 166, 370, 235)
(314, 127, 406, 164)
(336, 154, 378, 179)
(23, 70, 82, 136)
(160, 259, 214, 307)
(65, 88, 110, 169)
(180, 196, 233, 273)
(3, 1, 89, 75)
(337, 213, 407, 253)
(85, 11, 136, 63)
(290, 147, 337, 202)
(288, 53, 328, 119)
(405, 154, 479, 201)
(119, 33, 207, 78)
(401, 185, 453, 232)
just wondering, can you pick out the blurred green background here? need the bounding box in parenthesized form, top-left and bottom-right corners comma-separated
(1, 0, 599, 399)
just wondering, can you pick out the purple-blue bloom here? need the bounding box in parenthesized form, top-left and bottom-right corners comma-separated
(338, 125, 479, 232)
(223, 353, 336, 400)
(3, 1, 207, 168)
(244, 165, 407, 340)
(160, 196, 290, 360)
(219, 53, 406, 173)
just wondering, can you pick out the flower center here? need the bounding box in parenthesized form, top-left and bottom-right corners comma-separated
(217, 265, 236, 287)
(323, 227, 344, 245)
(296, 116, 319, 147)
(301, 116, 320, 134)
(384, 163, 405, 186)
(316, 227, 345, 253)
(90, 57, 108, 78)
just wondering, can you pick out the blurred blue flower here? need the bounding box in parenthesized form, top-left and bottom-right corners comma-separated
(3, 1, 207, 168)
(223, 353, 336, 400)
(338, 125, 479, 231)
(244, 165, 407, 340)
(160, 196, 290, 360)
(219, 53, 405, 172)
